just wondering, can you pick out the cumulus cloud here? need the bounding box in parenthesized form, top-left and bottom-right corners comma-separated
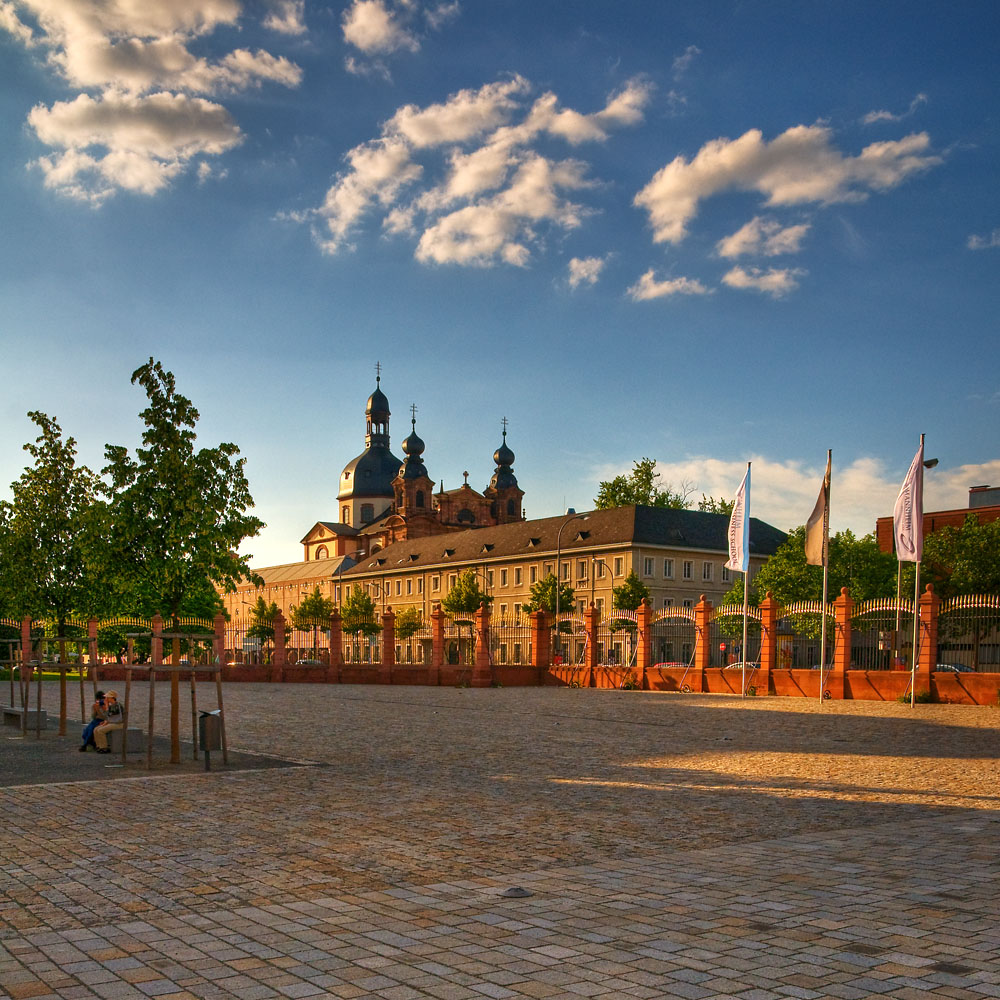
(722, 265, 804, 297)
(2, 0, 301, 201)
(312, 75, 653, 265)
(716, 216, 810, 258)
(341, 0, 459, 74)
(862, 92, 928, 125)
(635, 125, 942, 245)
(627, 269, 710, 300)
(968, 228, 1000, 250)
(263, 0, 306, 35)
(567, 256, 605, 289)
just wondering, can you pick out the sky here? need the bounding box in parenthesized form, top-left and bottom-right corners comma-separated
(1, 0, 998, 569)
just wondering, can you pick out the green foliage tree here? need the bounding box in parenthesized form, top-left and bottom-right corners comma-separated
(595, 457, 692, 510)
(340, 586, 380, 637)
(97, 359, 263, 623)
(290, 586, 334, 659)
(394, 606, 423, 639)
(442, 569, 492, 619)
(697, 494, 735, 515)
(612, 570, 649, 611)
(523, 572, 575, 616)
(0, 412, 100, 630)
(245, 596, 280, 663)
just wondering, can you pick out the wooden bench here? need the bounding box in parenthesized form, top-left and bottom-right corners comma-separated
(2, 706, 48, 729)
(105, 727, 145, 753)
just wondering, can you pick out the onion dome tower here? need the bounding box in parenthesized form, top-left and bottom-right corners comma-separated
(337, 369, 403, 526)
(394, 407, 435, 518)
(485, 419, 525, 524)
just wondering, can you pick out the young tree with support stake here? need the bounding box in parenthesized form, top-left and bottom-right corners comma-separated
(290, 586, 334, 660)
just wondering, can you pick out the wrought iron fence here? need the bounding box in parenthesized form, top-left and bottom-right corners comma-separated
(551, 613, 586, 665)
(937, 595, 1000, 671)
(650, 607, 697, 670)
(708, 604, 762, 668)
(489, 614, 532, 666)
(595, 610, 638, 668)
(774, 601, 836, 670)
(850, 598, 913, 670)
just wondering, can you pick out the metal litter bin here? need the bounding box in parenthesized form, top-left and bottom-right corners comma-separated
(199, 709, 222, 769)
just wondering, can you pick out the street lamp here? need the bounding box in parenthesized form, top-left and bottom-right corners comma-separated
(555, 510, 589, 656)
(590, 556, 610, 612)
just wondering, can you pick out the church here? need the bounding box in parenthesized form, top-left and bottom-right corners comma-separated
(298, 371, 526, 563)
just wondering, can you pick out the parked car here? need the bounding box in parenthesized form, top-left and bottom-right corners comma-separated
(935, 662, 974, 673)
(724, 661, 759, 671)
(651, 661, 687, 670)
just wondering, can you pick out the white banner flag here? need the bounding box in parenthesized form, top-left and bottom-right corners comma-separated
(725, 465, 750, 573)
(893, 440, 924, 563)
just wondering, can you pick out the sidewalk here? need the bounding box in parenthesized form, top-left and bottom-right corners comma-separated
(2, 686, 998, 999)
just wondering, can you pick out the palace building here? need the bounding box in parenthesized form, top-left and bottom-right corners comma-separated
(222, 377, 786, 623)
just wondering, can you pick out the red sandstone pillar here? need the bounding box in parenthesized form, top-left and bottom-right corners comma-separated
(636, 598, 653, 690)
(584, 603, 599, 688)
(380, 608, 395, 684)
(430, 603, 444, 685)
(327, 609, 343, 683)
(917, 583, 939, 695)
(757, 592, 777, 697)
(830, 587, 852, 700)
(472, 601, 492, 687)
(692, 596, 711, 693)
(530, 610, 550, 681)
(272, 611, 286, 682)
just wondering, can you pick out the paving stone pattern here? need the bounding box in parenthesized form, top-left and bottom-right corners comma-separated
(2, 685, 999, 999)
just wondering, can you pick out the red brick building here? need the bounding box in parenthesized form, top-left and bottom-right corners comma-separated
(876, 485, 1000, 553)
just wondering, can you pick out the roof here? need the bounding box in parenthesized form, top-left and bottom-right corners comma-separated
(241, 555, 354, 585)
(343, 504, 786, 575)
(337, 445, 404, 500)
(299, 521, 360, 544)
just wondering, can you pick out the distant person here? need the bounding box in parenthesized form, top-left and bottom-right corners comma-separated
(93, 691, 124, 754)
(79, 690, 108, 751)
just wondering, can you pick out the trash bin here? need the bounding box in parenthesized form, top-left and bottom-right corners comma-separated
(199, 709, 222, 751)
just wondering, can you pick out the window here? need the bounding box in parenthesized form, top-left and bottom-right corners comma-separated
(682, 598, 693, 609)
(544, 562, 553, 577)
(416, 490, 425, 508)
(500, 603, 508, 617)
(703, 561, 713, 581)
(342, 506, 350, 524)
(431, 575, 440, 592)
(515, 567, 522, 586)
(663, 597, 673, 608)
(663, 558, 673, 578)
(315, 545, 328, 560)
(449, 574, 456, 589)
(395, 580, 402, 596)
(643, 557, 654, 577)
(513, 642, 521, 664)
(530, 565, 537, 584)
(560, 562, 569, 581)
(406, 579, 412, 595)
(596, 597, 604, 613)
(335, 585, 341, 603)
(596, 560, 606, 579)
(578, 560, 587, 579)
(721, 566, 731, 583)
(614, 556, 623, 576)
(514, 603, 521, 617)
(487, 570, 494, 587)
(683, 560, 693, 580)
(418, 578, 423, 593)
(500, 568, 508, 587)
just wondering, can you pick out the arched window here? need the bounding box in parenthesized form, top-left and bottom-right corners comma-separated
(458, 508, 475, 523)
(315, 545, 328, 560)
(416, 490, 425, 508)
(342, 506, 350, 524)
(507, 498, 517, 516)
(361, 503, 374, 523)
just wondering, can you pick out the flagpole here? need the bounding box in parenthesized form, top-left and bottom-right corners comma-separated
(742, 461, 750, 699)
(819, 449, 830, 704)
(910, 434, 925, 708)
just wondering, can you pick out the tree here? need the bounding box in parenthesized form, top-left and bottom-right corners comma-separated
(394, 606, 423, 639)
(290, 586, 334, 659)
(612, 570, 649, 611)
(442, 569, 492, 618)
(523, 572, 575, 616)
(595, 457, 692, 510)
(97, 359, 263, 622)
(340, 586, 380, 637)
(245, 597, 280, 663)
(0, 411, 100, 629)
(698, 494, 734, 516)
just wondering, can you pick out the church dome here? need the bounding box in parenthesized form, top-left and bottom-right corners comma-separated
(367, 384, 389, 421)
(401, 417, 428, 480)
(489, 428, 518, 490)
(339, 373, 401, 500)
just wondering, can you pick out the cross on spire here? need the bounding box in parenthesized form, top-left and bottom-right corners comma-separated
(501, 415, 508, 438)
(410, 402, 418, 425)
(375, 360, 382, 384)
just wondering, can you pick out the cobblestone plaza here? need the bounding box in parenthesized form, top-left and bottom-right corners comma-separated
(2, 686, 999, 999)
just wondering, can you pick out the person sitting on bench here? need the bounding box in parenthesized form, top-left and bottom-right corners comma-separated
(93, 691, 123, 754)
(79, 690, 108, 751)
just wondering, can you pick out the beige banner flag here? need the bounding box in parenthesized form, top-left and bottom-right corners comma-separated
(805, 452, 831, 566)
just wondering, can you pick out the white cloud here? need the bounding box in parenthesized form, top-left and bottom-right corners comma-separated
(862, 92, 928, 125)
(671, 44, 700, 81)
(313, 76, 651, 265)
(968, 228, 1000, 250)
(599, 455, 1000, 540)
(722, 265, 804, 297)
(567, 256, 605, 288)
(28, 90, 242, 200)
(635, 125, 942, 245)
(342, 0, 419, 54)
(716, 216, 810, 258)
(424, 0, 460, 31)
(263, 0, 306, 35)
(627, 269, 710, 300)
(3, 0, 301, 200)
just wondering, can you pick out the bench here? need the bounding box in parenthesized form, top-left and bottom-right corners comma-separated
(105, 727, 145, 753)
(2, 706, 48, 729)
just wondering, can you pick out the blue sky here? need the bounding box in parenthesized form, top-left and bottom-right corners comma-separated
(2, 0, 998, 568)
